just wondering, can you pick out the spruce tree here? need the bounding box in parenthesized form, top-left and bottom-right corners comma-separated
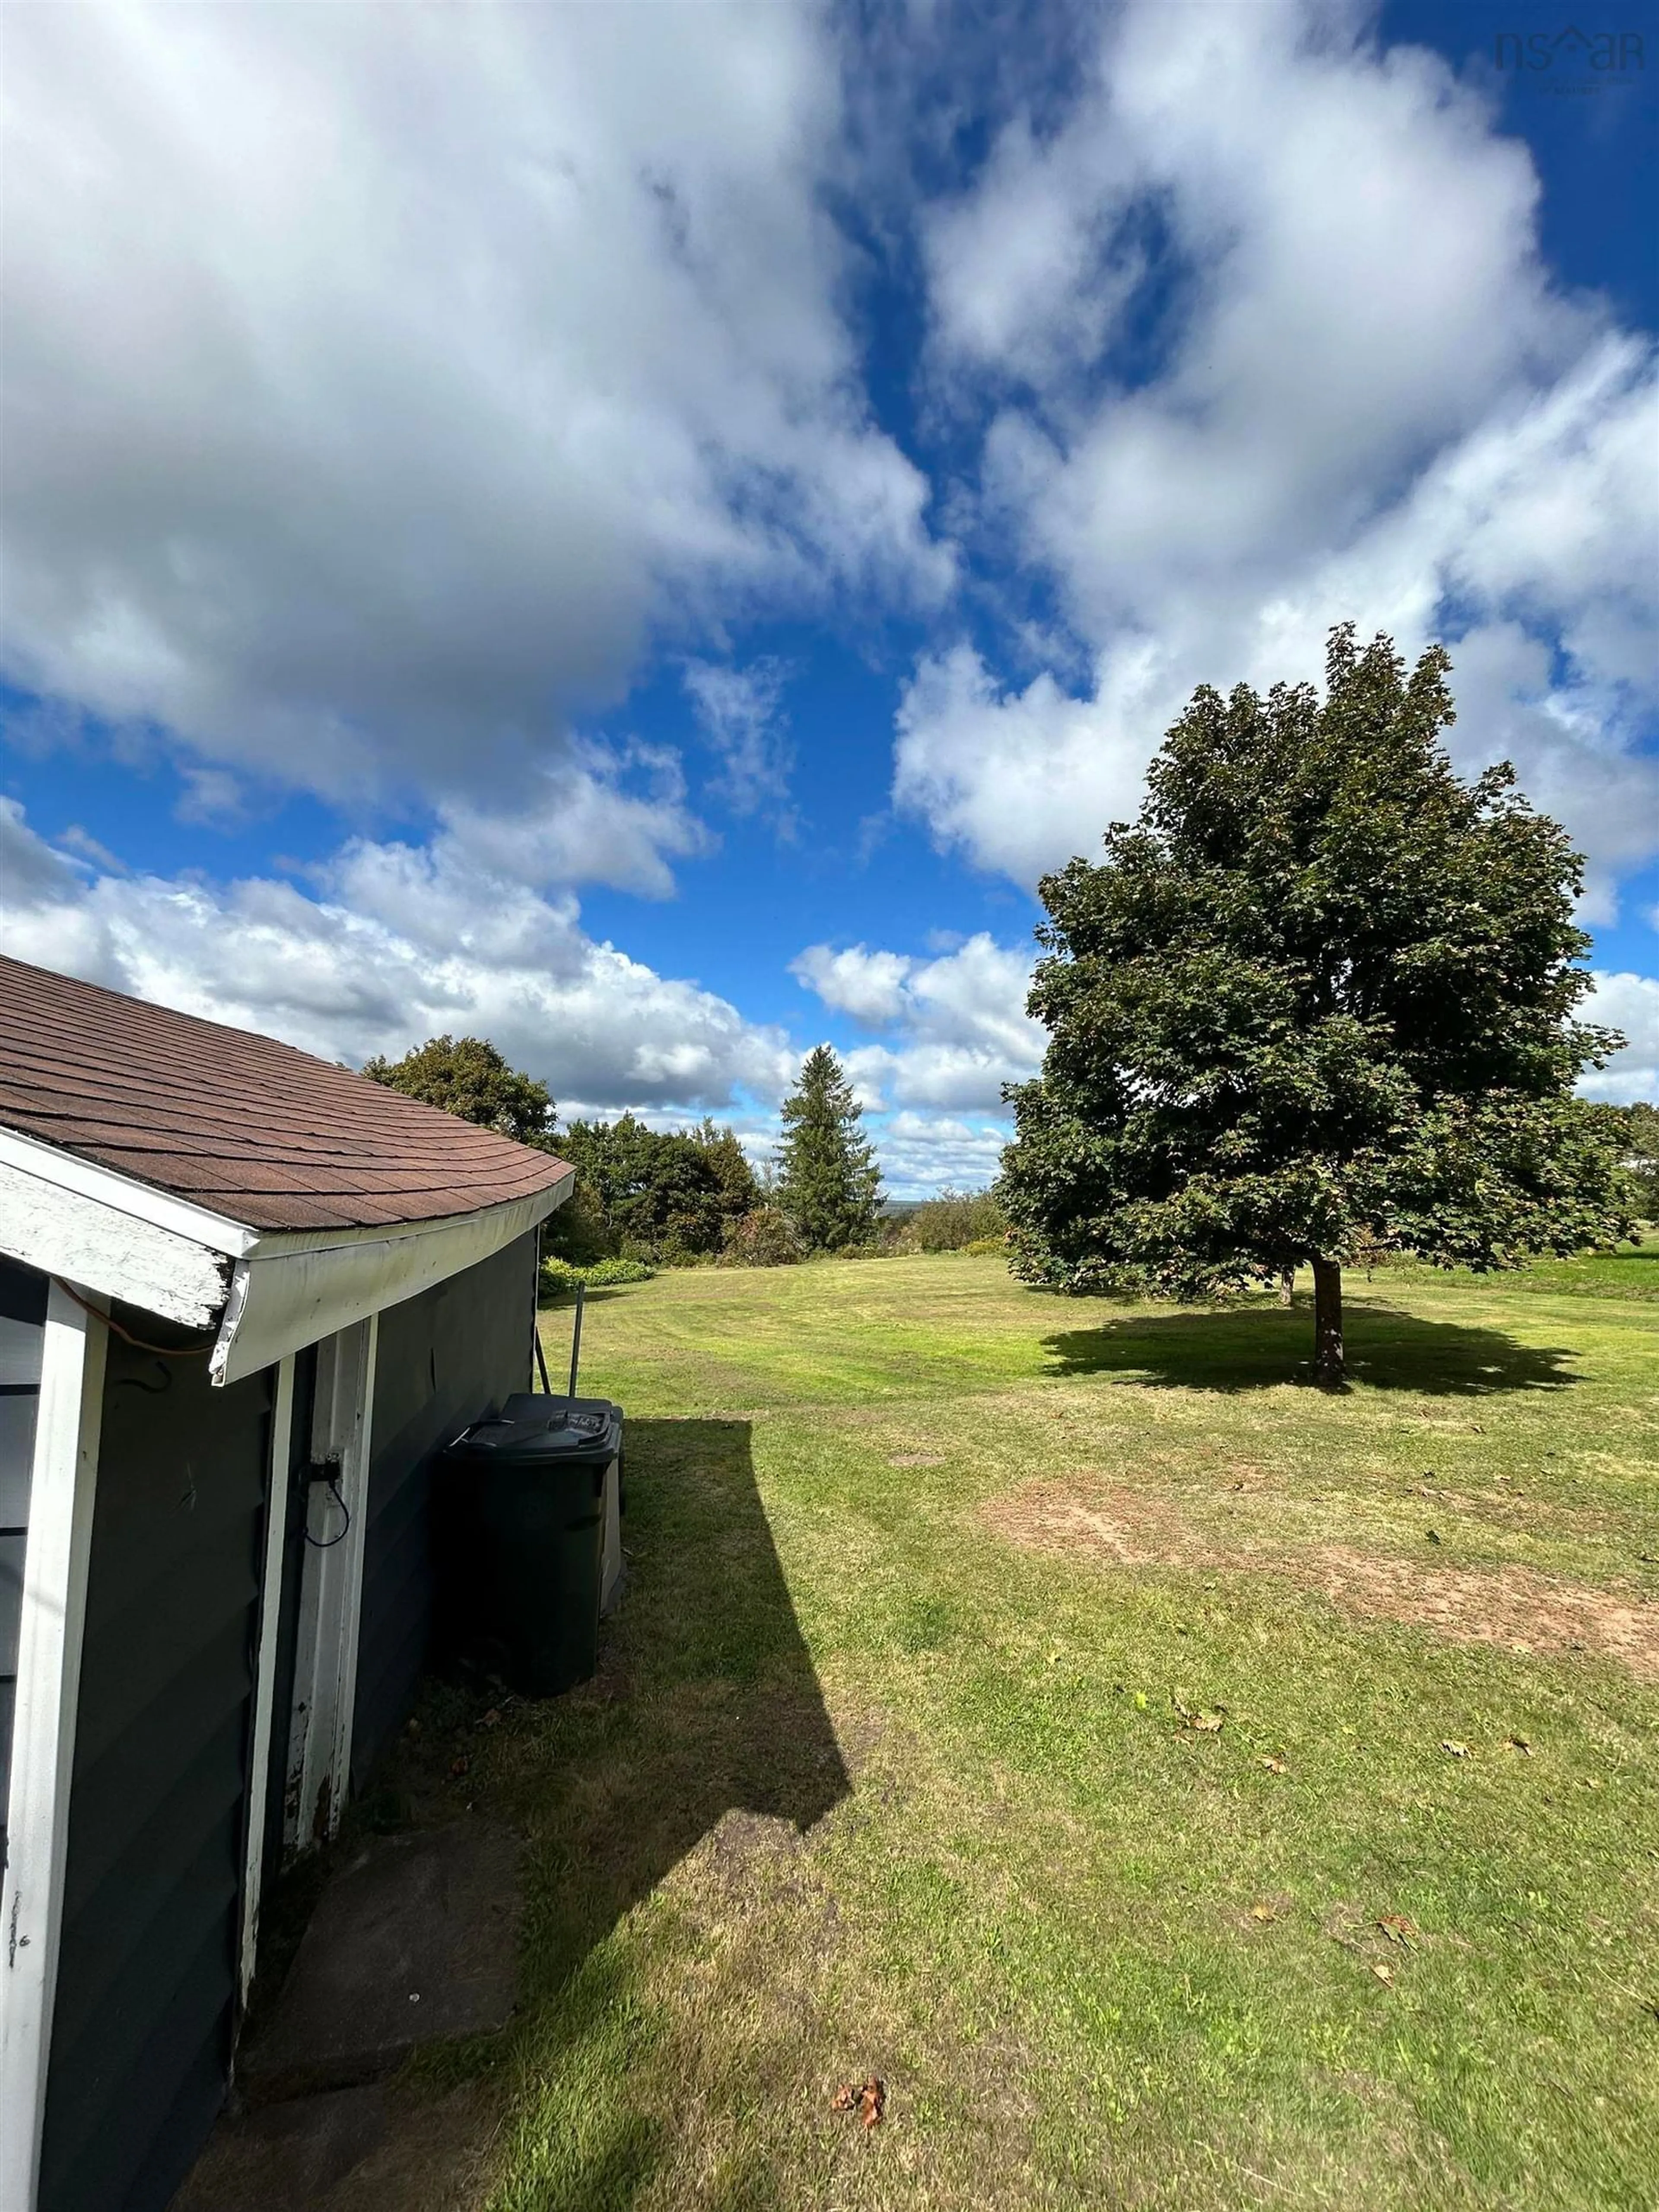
(776, 1045, 883, 1251)
(999, 625, 1630, 1387)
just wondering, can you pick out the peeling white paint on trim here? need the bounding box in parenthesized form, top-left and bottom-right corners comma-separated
(0, 1159, 230, 1328)
(0, 1128, 255, 1257)
(0, 1283, 108, 2212)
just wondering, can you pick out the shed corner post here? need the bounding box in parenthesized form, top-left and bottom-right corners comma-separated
(0, 1282, 108, 2212)
(236, 1352, 296, 2011)
(284, 1314, 377, 1854)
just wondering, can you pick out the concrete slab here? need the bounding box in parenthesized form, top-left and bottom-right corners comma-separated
(169, 2084, 497, 2212)
(238, 1824, 523, 2105)
(169, 2086, 389, 2210)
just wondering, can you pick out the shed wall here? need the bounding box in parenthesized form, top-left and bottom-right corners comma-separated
(39, 1316, 273, 2212)
(353, 1232, 536, 1786)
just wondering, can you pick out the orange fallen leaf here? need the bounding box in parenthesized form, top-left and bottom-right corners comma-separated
(832, 2075, 885, 2129)
(449, 1755, 471, 1778)
(1377, 1914, 1418, 1945)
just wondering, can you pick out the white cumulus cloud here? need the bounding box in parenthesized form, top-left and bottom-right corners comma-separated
(897, 0, 1659, 910)
(793, 933, 1042, 1110)
(0, 800, 793, 1114)
(0, 3, 949, 819)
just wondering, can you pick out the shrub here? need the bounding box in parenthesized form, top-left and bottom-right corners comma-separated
(963, 1235, 1008, 1257)
(540, 1254, 654, 1299)
(720, 1206, 803, 1268)
(893, 1188, 1007, 1253)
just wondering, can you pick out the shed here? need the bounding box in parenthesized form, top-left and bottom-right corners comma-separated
(0, 956, 572, 2212)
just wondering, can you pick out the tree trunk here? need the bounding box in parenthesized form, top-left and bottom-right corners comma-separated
(1312, 1256, 1344, 1387)
(1278, 1269, 1295, 1306)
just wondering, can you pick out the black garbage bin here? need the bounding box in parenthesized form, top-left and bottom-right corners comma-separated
(439, 1396, 623, 1697)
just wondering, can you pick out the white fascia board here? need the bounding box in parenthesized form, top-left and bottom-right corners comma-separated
(0, 1127, 257, 1256)
(0, 1120, 572, 1382)
(211, 1170, 572, 1386)
(0, 1155, 232, 1329)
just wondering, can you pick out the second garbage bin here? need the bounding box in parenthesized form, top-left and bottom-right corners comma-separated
(438, 1394, 623, 1697)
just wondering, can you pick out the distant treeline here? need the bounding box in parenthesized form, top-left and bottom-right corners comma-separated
(361, 1031, 1013, 1270)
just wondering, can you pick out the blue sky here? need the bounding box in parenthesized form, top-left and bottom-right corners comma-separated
(3, 1, 1655, 1194)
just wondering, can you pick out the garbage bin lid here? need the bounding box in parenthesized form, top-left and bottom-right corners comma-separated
(451, 1399, 620, 1460)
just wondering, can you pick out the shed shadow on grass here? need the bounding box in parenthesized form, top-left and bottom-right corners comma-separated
(467, 1416, 850, 2211)
(1043, 1300, 1583, 1396)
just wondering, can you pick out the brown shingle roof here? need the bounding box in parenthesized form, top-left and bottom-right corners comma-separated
(0, 957, 570, 1234)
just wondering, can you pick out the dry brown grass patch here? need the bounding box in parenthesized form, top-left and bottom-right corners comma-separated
(983, 1477, 1659, 1680)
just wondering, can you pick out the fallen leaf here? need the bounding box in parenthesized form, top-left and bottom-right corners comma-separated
(1426, 1528, 1442, 1545)
(1506, 1735, 1533, 1755)
(1510, 1641, 1532, 1655)
(1133, 1690, 1148, 1710)
(1190, 1709, 1225, 1733)
(833, 2078, 885, 2128)
(478, 1708, 503, 1730)
(1377, 1914, 1418, 1946)
(1441, 1740, 1470, 1758)
(1370, 1961, 1395, 1986)
(1262, 1754, 1289, 1775)
(1250, 1902, 1277, 1922)
(450, 1755, 471, 1777)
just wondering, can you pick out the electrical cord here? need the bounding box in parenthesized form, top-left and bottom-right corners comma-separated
(51, 1277, 214, 1358)
(304, 1468, 352, 1549)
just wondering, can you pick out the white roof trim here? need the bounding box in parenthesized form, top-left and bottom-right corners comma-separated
(211, 1174, 572, 1384)
(0, 1125, 258, 1257)
(0, 1123, 573, 1384)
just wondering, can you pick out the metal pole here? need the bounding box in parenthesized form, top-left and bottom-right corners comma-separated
(533, 1222, 553, 1392)
(568, 1280, 585, 1399)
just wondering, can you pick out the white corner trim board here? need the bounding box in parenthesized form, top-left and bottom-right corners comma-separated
(0, 1123, 573, 1387)
(0, 1283, 109, 2212)
(237, 1354, 295, 2007)
(283, 1319, 376, 1852)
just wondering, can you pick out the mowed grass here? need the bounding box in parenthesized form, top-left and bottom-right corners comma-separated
(423, 1254, 1659, 2211)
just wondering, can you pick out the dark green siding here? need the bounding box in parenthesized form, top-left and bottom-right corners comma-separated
(353, 1233, 536, 1785)
(40, 1316, 273, 2212)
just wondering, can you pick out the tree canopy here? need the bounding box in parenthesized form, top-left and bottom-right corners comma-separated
(361, 1034, 555, 1146)
(776, 1044, 883, 1251)
(553, 1113, 759, 1264)
(999, 624, 1630, 1384)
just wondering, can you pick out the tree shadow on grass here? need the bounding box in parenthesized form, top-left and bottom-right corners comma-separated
(1043, 1301, 1583, 1396)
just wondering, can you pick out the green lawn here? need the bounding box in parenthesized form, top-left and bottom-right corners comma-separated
(420, 1253, 1659, 2210)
